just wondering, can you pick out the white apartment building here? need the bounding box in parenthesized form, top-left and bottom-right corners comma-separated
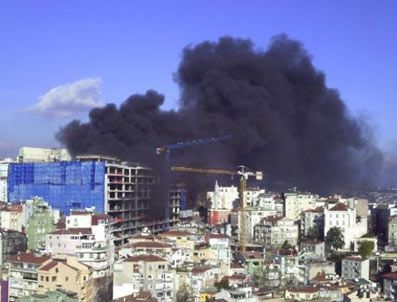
(0, 158, 14, 202)
(301, 207, 324, 236)
(45, 210, 114, 278)
(7, 252, 51, 302)
(244, 188, 265, 207)
(253, 216, 299, 248)
(256, 193, 284, 215)
(389, 216, 397, 247)
(113, 255, 175, 302)
(284, 191, 318, 220)
(324, 203, 367, 250)
(246, 207, 277, 240)
(342, 256, 370, 280)
(207, 181, 238, 210)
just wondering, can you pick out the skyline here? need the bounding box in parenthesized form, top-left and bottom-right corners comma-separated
(1, 1, 397, 158)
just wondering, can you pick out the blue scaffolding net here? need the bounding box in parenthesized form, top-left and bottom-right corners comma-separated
(7, 161, 105, 214)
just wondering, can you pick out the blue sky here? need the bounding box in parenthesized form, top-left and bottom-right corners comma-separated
(0, 1, 396, 157)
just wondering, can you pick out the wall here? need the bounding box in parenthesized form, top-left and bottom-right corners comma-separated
(7, 161, 105, 214)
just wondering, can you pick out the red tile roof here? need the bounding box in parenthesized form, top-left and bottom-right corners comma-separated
(287, 286, 319, 293)
(263, 215, 283, 223)
(92, 214, 112, 225)
(207, 233, 229, 239)
(344, 256, 367, 262)
(191, 265, 212, 275)
(329, 203, 348, 211)
(39, 260, 58, 271)
(304, 206, 324, 213)
(8, 252, 51, 264)
(125, 255, 166, 262)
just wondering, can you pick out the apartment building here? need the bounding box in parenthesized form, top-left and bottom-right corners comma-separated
(45, 210, 114, 301)
(0, 229, 27, 266)
(284, 191, 318, 221)
(324, 203, 367, 249)
(114, 255, 174, 302)
(37, 256, 93, 301)
(342, 256, 370, 280)
(388, 215, 397, 247)
(253, 216, 298, 248)
(207, 182, 239, 226)
(301, 207, 324, 237)
(7, 252, 51, 301)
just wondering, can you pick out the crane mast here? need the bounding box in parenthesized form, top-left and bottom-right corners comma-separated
(171, 165, 262, 252)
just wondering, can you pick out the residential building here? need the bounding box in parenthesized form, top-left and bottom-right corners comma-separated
(159, 230, 196, 250)
(0, 229, 27, 266)
(7, 252, 51, 301)
(0, 158, 14, 202)
(383, 271, 397, 300)
(301, 207, 324, 238)
(215, 287, 258, 302)
(253, 216, 298, 248)
(388, 215, 397, 247)
(37, 256, 93, 301)
(284, 191, 318, 221)
(45, 210, 114, 301)
(114, 255, 174, 302)
(300, 240, 325, 258)
(26, 198, 57, 251)
(324, 203, 367, 249)
(0, 204, 23, 232)
(342, 256, 370, 280)
(207, 182, 238, 226)
(190, 265, 220, 302)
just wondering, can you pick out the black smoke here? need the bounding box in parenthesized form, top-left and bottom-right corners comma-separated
(57, 34, 383, 213)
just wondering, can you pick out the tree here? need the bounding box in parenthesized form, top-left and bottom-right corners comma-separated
(358, 240, 374, 258)
(176, 284, 193, 302)
(307, 226, 320, 240)
(281, 240, 292, 250)
(325, 227, 344, 251)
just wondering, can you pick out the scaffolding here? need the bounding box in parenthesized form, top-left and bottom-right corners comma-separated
(7, 161, 105, 214)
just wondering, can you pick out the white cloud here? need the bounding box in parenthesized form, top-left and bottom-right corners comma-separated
(31, 77, 102, 117)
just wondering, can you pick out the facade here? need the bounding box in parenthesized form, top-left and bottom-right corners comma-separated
(300, 240, 325, 258)
(45, 210, 114, 301)
(26, 199, 56, 251)
(0, 159, 14, 202)
(388, 215, 397, 247)
(7, 160, 106, 214)
(207, 182, 238, 210)
(0, 229, 27, 266)
(7, 252, 51, 302)
(114, 255, 174, 302)
(37, 256, 93, 301)
(8, 156, 180, 245)
(324, 203, 367, 249)
(301, 207, 324, 237)
(341, 256, 370, 280)
(383, 272, 397, 300)
(253, 216, 298, 248)
(284, 191, 318, 221)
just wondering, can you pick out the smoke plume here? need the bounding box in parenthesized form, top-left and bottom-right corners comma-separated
(57, 35, 383, 211)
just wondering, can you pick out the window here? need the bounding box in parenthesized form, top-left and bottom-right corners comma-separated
(52, 276, 56, 282)
(46, 277, 49, 282)
(65, 277, 69, 281)
(40, 276, 44, 281)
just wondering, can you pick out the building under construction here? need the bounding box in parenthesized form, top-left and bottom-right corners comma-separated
(7, 155, 182, 245)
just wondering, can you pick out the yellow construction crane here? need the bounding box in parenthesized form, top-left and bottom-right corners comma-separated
(171, 165, 262, 252)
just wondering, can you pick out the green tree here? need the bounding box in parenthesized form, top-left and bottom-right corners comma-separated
(281, 240, 292, 250)
(307, 226, 320, 240)
(176, 284, 193, 302)
(325, 227, 344, 251)
(358, 240, 374, 258)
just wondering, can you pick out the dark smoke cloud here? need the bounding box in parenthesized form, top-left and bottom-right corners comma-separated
(57, 34, 383, 211)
